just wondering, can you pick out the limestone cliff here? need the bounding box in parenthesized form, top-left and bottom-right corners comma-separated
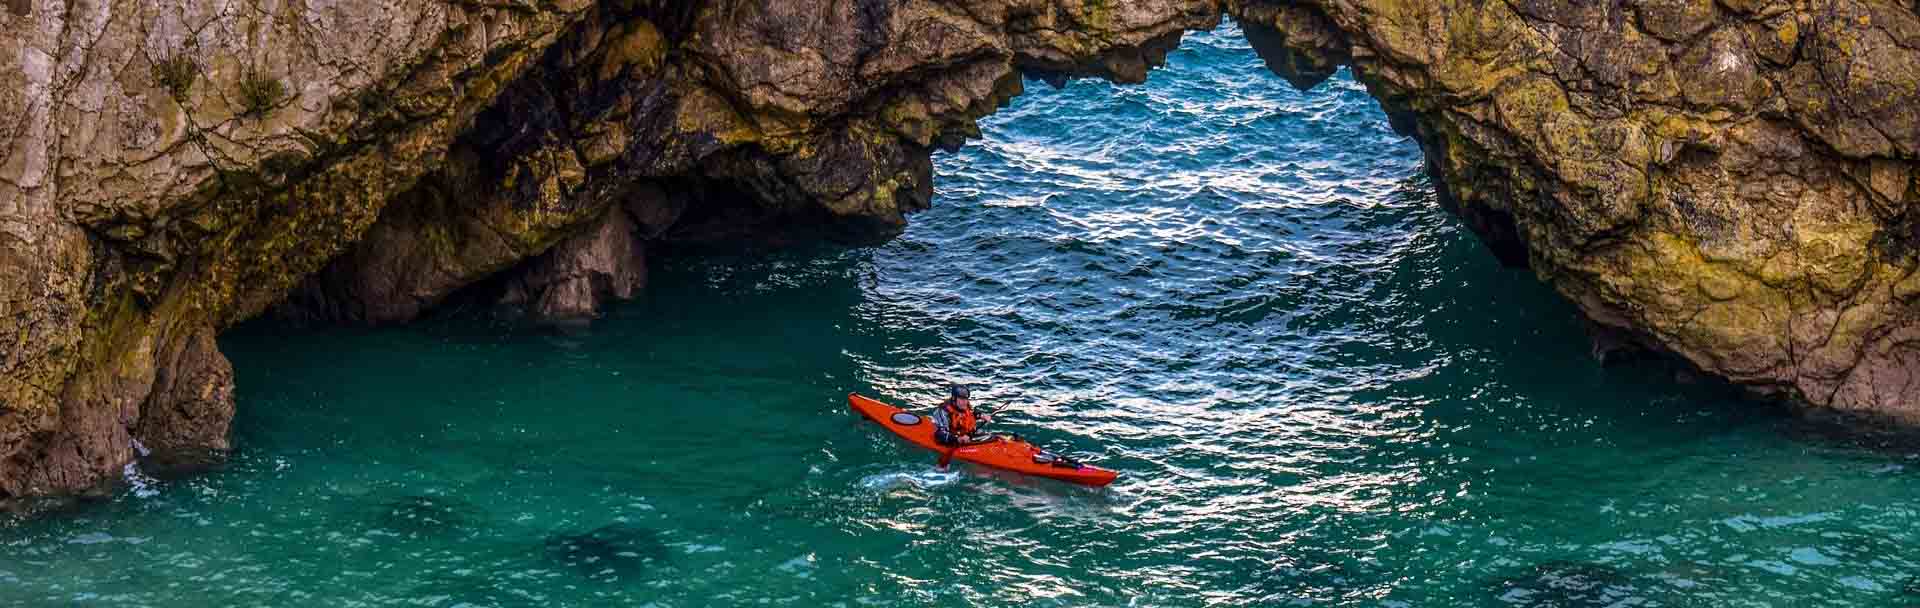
(1, 0, 590, 499)
(1, 0, 1916, 502)
(1231, 0, 1920, 420)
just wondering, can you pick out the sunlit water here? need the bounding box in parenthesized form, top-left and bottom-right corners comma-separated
(7, 24, 1920, 607)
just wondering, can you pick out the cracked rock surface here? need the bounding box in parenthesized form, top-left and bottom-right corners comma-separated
(0, 0, 589, 499)
(1, 0, 1916, 502)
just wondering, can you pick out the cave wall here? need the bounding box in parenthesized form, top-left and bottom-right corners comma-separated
(0, 0, 591, 499)
(0, 0, 1219, 500)
(279, 0, 1219, 326)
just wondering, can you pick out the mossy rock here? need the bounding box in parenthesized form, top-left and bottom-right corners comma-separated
(237, 71, 287, 117)
(153, 54, 198, 99)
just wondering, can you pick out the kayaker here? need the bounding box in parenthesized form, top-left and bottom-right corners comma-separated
(930, 384, 992, 446)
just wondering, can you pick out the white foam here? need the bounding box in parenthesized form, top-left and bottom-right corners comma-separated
(856, 468, 961, 490)
(121, 459, 160, 499)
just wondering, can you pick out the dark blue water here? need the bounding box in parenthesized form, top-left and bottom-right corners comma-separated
(5, 23, 1920, 607)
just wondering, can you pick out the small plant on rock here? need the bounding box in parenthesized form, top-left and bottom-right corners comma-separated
(152, 54, 198, 99)
(237, 71, 286, 117)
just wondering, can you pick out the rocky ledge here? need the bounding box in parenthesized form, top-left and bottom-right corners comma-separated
(0, 0, 1915, 501)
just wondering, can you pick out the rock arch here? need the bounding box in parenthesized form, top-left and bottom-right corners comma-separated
(2, 0, 1916, 501)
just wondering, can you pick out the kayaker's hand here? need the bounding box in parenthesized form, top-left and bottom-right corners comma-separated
(979, 414, 992, 424)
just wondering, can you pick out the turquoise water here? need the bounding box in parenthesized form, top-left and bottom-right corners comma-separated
(7, 23, 1920, 607)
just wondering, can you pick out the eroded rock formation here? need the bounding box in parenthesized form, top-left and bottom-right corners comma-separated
(1, 0, 1915, 502)
(1232, 0, 1920, 420)
(279, 1, 1217, 327)
(0, 0, 1218, 500)
(1, 0, 590, 499)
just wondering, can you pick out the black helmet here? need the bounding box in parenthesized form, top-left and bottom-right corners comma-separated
(950, 384, 971, 399)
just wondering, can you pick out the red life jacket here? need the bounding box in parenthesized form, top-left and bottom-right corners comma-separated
(943, 399, 979, 436)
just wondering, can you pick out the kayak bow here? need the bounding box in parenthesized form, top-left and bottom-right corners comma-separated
(848, 393, 1119, 487)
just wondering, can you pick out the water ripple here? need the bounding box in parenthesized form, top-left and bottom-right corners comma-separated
(2, 21, 1917, 608)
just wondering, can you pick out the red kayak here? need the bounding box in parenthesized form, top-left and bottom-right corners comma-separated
(848, 393, 1119, 487)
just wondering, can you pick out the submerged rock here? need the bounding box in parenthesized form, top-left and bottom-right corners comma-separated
(1487, 561, 1647, 607)
(542, 523, 670, 581)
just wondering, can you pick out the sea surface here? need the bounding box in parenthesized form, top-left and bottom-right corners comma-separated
(7, 23, 1920, 607)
